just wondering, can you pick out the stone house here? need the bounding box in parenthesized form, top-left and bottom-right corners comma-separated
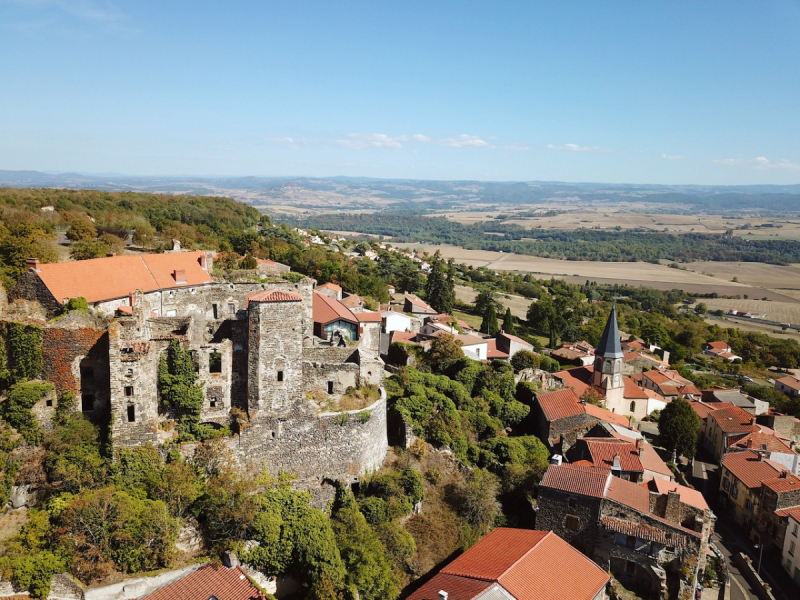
(702, 404, 759, 462)
(10, 252, 214, 318)
(403, 294, 436, 315)
(315, 282, 343, 300)
(570, 437, 673, 483)
(256, 258, 291, 277)
(407, 527, 609, 600)
(495, 331, 533, 360)
(537, 463, 713, 600)
(702, 388, 768, 416)
(776, 375, 800, 398)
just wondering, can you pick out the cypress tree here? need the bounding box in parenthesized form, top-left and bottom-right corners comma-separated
(502, 308, 515, 334)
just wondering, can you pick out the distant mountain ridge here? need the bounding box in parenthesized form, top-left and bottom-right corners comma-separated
(2, 170, 800, 212)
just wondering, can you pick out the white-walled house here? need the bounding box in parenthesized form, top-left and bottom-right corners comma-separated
(457, 334, 489, 361)
(781, 508, 800, 584)
(382, 310, 421, 334)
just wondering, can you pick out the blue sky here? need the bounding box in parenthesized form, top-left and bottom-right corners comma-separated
(1, 1, 799, 184)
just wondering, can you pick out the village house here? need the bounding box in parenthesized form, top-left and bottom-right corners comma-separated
(255, 258, 291, 277)
(495, 331, 534, 360)
(637, 368, 694, 399)
(536, 463, 713, 600)
(407, 527, 610, 600)
(702, 388, 768, 415)
(569, 437, 672, 483)
(727, 431, 799, 475)
(137, 564, 269, 600)
(315, 281, 343, 300)
(702, 340, 741, 362)
(780, 507, 800, 585)
(404, 294, 437, 315)
(381, 309, 421, 336)
(776, 375, 800, 398)
(702, 404, 759, 462)
(552, 341, 595, 367)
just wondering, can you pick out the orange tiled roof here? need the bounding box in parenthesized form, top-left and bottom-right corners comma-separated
(762, 473, 800, 494)
(438, 528, 608, 600)
(709, 405, 757, 434)
(648, 479, 709, 511)
(355, 311, 382, 323)
(246, 289, 302, 305)
(32, 251, 212, 304)
(581, 438, 644, 473)
(777, 375, 800, 391)
(721, 450, 783, 489)
(390, 330, 418, 344)
(730, 431, 793, 454)
(406, 573, 492, 600)
(405, 294, 434, 311)
(486, 339, 509, 359)
(312, 291, 358, 326)
(540, 463, 611, 498)
(316, 282, 342, 292)
(340, 294, 362, 308)
(623, 376, 649, 399)
(139, 564, 267, 600)
(600, 517, 691, 548)
(584, 403, 633, 428)
(497, 331, 533, 347)
(605, 476, 651, 513)
(706, 341, 730, 351)
(775, 506, 800, 520)
(637, 441, 673, 477)
(536, 388, 584, 421)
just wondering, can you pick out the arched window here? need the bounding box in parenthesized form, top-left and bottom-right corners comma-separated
(630, 401, 636, 412)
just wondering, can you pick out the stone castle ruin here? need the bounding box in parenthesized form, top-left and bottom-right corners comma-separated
(4, 251, 388, 493)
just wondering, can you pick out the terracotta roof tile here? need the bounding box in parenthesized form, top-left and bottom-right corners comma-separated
(584, 403, 632, 428)
(581, 438, 644, 473)
(606, 476, 651, 513)
(600, 517, 691, 549)
(721, 450, 783, 489)
(437, 528, 608, 600)
(705, 341, 730, 351)
(761, 472, 800, 493)
(775, 506, 800, 520)
(316, 282, 342, 292)
(355, 311, 382, 322)
(730, 431, 794, 454)
(406, 573, 493, 600)
(139, 565, 267, 600)
(777, 375, 800, 391)
(312, 291, 358, 326)
(498, 332, 533, 347)
(246, 289, 302, 305)
(647, 479, 709, 511)
(623, 377, 649, 399)
(536, 388, 584, 421)
(32, 251, 212, 304)
(405, 294, 435, 311)
(709, 406, 758, 434)
(540, 463, 611, 498)
(486, 339, 509, 359)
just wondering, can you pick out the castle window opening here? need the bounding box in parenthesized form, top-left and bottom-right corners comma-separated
(565, 515, 579, 531)
(125, 386, 134, 397)
(327, 381, 334, 394)
(630, 401, 636, 412)
(277, 371, 284, 382)
(46, 398, 53, 407)
(81, 393, 94, 412)
(80, 365, 94, 380)
(210, 397, 217, 408)
(625, 561, 636, 575)
(228, 303, 235, 314)
(212, 304, 218, 319)
(127, 404, 135, 422)
(568, 498, 577, 510)
(209, 351, 222, 373)
(126, 368, 133, 377)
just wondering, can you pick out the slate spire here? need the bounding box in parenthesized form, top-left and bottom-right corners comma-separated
(596, 305, 623, 359)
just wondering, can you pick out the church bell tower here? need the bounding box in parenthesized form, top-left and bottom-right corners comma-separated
(592, 306, 624, 392)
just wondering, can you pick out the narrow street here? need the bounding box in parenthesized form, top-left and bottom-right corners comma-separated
(691, 458, 797, 600)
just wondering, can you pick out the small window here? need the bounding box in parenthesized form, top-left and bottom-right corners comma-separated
(126, 368, 133, 377)
(228, 303, 236, 314)
(166, 309, 177, 317)
(209, 351, 222, 373)
(630, 401, 636, 412)
(790, 540, 796, 557)
(124, 386, 134, 397)
(565, 515, 579, 531)
(121, 346, 133, 354)
(127, 404, 135, 423)
(81, 394, 94, 412)
(212, 304, 218, 319)
(793, 523, 798, 537)
(210, 398, 217, 408)
(327, 381, 334, 394)
(46, 398, 53, 407)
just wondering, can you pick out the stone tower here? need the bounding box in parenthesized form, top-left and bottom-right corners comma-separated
(592, 306, 624, 408)
(246, 289, 305, 416)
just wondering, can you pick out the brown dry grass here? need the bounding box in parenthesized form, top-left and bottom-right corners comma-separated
(701, 298, 800, 325)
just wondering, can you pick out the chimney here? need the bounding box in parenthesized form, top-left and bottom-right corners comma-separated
(198, 254, 207, 270)
(26, 257, 40, 272)
(636, 438, 644, 453)
(612, 455, 621, 471)
(781, 470, 789, 479)
(128, 291, 135, 307)
(550, 455, 563, 466)
(438, 592, 448, 600)
(746, 438, 753, 448)
(173, 269, 187, 284)
(171, 239, 181, 252)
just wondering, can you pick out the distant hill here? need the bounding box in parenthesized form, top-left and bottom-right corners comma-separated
(2, 170, 800, 212)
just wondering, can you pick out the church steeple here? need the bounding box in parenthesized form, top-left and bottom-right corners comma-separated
(592, 305, 624, 390)
(596, 305, 623, 359)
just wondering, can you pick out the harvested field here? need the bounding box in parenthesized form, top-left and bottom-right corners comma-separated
(455, 285, 531, 319)
(683, 261, 800, 291)
(704, 317, 800, 343)
(701, 299, 800, 325)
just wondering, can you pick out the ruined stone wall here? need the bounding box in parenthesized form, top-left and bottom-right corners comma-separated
(535, 487, 604, 555)
(8, 270, 62, 317)
(302, 361, 359, 398)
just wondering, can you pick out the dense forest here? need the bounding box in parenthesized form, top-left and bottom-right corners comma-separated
(277, 212, 800, 264)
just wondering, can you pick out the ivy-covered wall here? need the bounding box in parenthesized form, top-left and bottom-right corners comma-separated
(0, 321, 44, 387)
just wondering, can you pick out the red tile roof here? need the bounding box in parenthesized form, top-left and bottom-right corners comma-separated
(139, 565, 267, 600)
(405, 294, 435, 311)
(777, 375, 800, 391)
(312, 291, 358, 326)
(406, 573, 492, 600)
(246, 289, 302, 305)
(729, 431, 793, 454)
(498, 331, 533, 347)
(486, 339, 509, 359)
(709, 405, 757, 434)
(605, 475, 651, 513)
(553, 367, 596, 397)
(581, 438, 644, 473)
(436, 528, 608, 600)
(705, 341, 730, 351)
(689, 400, 733, 420)
(721, 450, 783, 489)
(637, 441, 673, 478)
(647, 479, 709, 511)
(32, 251, 212, 304)
(355, 311, 382, 322)
(540, 463, 611, 498)
(600, 517, 691, 548)
(761, 473, 800, 494)
(316, 282, 342, 292)
(390, 330, 418, 344)
(340, 294, 362, 308)
(623, 376, 649, 399)
(583, 403, 633, 428)
(536, 388, 584, 421)
(775, 506, 800, 521)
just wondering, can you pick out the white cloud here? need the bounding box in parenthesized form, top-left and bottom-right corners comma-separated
(337, 133, 408, 150)
(411, 134, 431, 142)
(547, 143, 613, 153)
(437, 134, 491, 148)
(712, 156, 800, 171)
(662, 154, 684, 160)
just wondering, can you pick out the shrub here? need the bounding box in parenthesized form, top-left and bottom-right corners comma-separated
(2, 381, 53, 444)
(400, 468, 424, 505)
(359, 496, 388, 526)
(510, 349, 540, 372)
(4, 322, 44, 385)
